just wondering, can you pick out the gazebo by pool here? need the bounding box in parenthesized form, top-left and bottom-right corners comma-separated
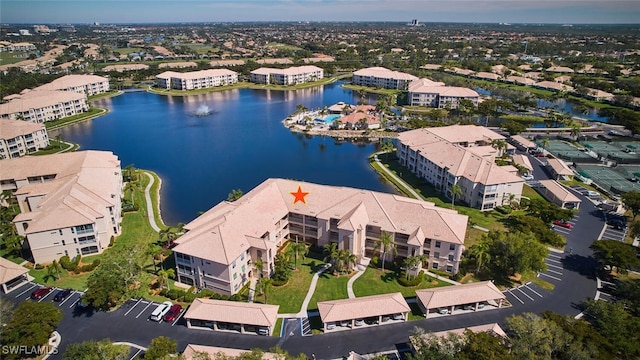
(183, 298, 279, 336)
(0, 257, 29, 294)
(415, 281, 506, 317)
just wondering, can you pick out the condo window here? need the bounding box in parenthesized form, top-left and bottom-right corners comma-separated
(434, 252, 440, 259)
(432, 263, 439, 270)
(435, 241, 441, 248)
(449, 244, 456, 251)
(424, 239, 431, 247)
(448, 254, 454, 261)
(446, 265, 453, 273)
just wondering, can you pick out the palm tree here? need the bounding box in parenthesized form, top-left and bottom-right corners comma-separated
(375, 231, 397, 272)
(254, 258, 264, 278)
(337, 249, 357, 274)
(157, 268, 175, 289)
(570, 125, 582, 141)
(450, 184, 462, 209)
(323, 242, 340, 270)
(226, 189, 243, 202)
(491, 139, 507, 157)
(295, 104, 308, 114)
(468, 241, 491, 275)
(147, 243, 163, 272)
(288, 241, 307, 270)
(47, 260, 62, 281)
(124, 181, 136, 206)
(260, 278, 272, 304)
(540, 138, 549, 152)
(403, 256, 424, 280)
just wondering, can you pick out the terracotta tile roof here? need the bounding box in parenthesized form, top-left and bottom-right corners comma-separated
(0, 257, 28, 284)
(183, 298, 279, 327)
(353, 67, 418, 81)
(415, 281, 505, 309)
(510, 135, 537, 149)
(0, 119, 45, 139)
(33, 74, 108, 91)
(547, 158, 574, 176)
(318, 292, 410, 323)
(512, 154, 533, 171)
(0, 90, 85, 116)
(538, 180, 581, 203)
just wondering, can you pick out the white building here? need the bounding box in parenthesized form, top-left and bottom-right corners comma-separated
(33, 74, 110, 96)
(172, 178, 468, 295)
(2, 151, 123, 264)
(0, 119, 49, 159)
(352, 67, 418, 90)
(408, 78, 480, 109)
(155, 69, 238, 90)
(249, 65, 324, 85)
(0, 90, 89, 123)
(397, 126, 524, 210)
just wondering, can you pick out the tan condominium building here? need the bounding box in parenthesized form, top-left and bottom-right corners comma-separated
(0, 119, 49, 159)
(33, 74, 110, 96)
(408, 79, 479, 109)
(172, 178, 468, 295)
(352, 67, 418, 90)
(1, 151, 123, 264)
(249, 65, 324, 85)
(0, 90, 88, 123)
(156, 69, 238, 90)
(397, 125, 523, 211)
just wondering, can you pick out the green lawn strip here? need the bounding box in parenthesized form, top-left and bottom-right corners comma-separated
(307, 272, 352, 311)
(273, 318, 283, 337)
(340, 84, 402, 96)
(31, 140, 76, 155)
(28, 267, 92, 289)
(522, 184, 545, 202)
(0, 51, 31, 65)
(520, 270, 555, 291)
(352, 267, 451, 298)
(87, 90, 122, 102)
(144, 171, 168, 229)
(44, 108, 107, 130)
(407, 301, 426, 321)
(268, 259, 318, 313)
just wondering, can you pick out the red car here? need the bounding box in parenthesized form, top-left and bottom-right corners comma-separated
(31, 286, 53, 300)
(163, 304, 183, 322)
(554, 220, 573, 229)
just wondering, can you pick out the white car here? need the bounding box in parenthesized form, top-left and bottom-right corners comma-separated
(438, 308, 449, 315)
(149, 301, 173, 322)
(354, 319, 365, 326)
(522, 174, 534, 181)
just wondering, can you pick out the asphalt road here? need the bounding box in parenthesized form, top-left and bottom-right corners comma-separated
(2, 152, 605, 359)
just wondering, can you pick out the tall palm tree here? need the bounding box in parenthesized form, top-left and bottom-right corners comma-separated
(570, 125, 582, 141)
(403, 256, 424, 280)
(450, 184, 462, 209)
(375, 231, 397, 272)
(323, 242, 340, 270)
(260, 278, 272, 304)
(147, 243, 163, 272)
(491, 139, 507, 157)
(157, 268, 175, 289)
(540, 138, 549, 151)
(47, 260, 62, 281)
(254, 259, 264, 278)
(338, 249, 357, 274)
(469, 241, 491, 275)
(288, 241, 307, 270)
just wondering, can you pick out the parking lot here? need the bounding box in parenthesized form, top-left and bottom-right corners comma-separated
(120, 298, 186, 326)
(502, 282, 546, 306)
(11, 281, 85, 309)
(551, 214, 578, 237)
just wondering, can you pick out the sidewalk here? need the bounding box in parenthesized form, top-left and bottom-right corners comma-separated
(277, 263, 331, 318)
(372, 152, 422, 200)
(143, 171, 163, 232)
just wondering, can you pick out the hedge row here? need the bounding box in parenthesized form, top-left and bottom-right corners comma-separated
(159, 288, 243, 303)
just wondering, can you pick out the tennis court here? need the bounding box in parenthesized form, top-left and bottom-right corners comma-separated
(582, 141, 640, 163)
(576, 164, 640, 194)
(541, 140, 595, 163)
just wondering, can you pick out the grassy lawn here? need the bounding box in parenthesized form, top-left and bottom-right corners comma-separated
(273, 318, 283, 337)
(341, 84, 402, 96)
(307, 271, 353, 311)
(88, 90, 121, 102)
(408, 301, 426, 321)
(44, 108, 107, 130)
(0, 52, 31, 65)
(30, 140, 77, 155)
(267, 258, 320, 313)
(522, 184, 545, 202)
(352, 267, 451, 298)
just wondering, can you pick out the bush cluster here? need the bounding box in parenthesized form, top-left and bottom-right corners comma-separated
(159, 288, 243, 303)
(495, 205, 512, 214)
(398, 271, 423, 287)
(60, 255, 100, 274)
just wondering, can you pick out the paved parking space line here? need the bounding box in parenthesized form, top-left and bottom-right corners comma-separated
(545, 262, 563, 269)
(129, 349, 142, 360)
(58, 291, 75, 306)
(547, 253, 563, 260)
(507, 289, 524, 304)
(516, 287, 535, 301)
(125, 298, 143, 316)
(546, 258, 562, 264)
(171, 309, 185, 327)
(38, 290, 54, 302)
(524, 283, 544, 298)
(136, 301, 154, 319)
(69, 298, 81, 308)
(539, 272, 562, 281)
(547, 269, 563, 275)
(16, 284, 37, 298)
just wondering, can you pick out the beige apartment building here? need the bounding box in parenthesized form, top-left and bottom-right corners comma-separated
(0, 90, 89, 123)
(0, 119, 49, 159)
(408, 79, 479, 109)
(250, 65, 324, 85)
(33, 74, 110, 96)
(172, 178, 468, 295)
(1, 151, 122, 264)
(397, 126, 524, 210)
(352, 67, 418, 90)
(155, 69, 238, 90)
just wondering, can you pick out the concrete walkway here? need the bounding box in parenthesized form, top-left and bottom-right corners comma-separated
(143, 172, 163, 232)
(248, 277, 257, 303)
(346, 269, 365, 298)
(424, 270, 461, 285)
(277, 263, 331, 318)
(372, 152, 422, 200)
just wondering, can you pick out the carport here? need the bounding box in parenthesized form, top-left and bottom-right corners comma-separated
(512, 154, 533, 175)
(184, 298, 278, 335)
(509, 135, 537, 152)
(0, 257, 29, 294)
(317, 292, 410, 331)
(538, 180, 581, 209)
(547, 158, 574, 180)
(415, 281, 506, 318)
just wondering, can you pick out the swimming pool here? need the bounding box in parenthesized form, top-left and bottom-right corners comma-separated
(324, 114, 342, 124)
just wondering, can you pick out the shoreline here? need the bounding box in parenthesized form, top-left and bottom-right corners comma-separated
(286, 124, 398, 139)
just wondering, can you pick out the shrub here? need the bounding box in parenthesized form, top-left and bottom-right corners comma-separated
(34, 263, 44, 270)
(430, 269, 453, 279)
(196, 289, 214, 298)
(398, 271, 423, 287)
(60, 255, 78, 272)
(272, 279, 288, 287)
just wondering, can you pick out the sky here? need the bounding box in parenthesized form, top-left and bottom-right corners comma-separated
(1, 0, 639, 24)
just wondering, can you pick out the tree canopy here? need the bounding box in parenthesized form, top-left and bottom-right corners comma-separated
(590, 239, 640, 274)
(0, 301, 63, 360)
(621, 190, 640, 219)
(63, 339, 129, 360)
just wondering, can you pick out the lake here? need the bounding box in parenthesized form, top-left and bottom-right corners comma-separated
(54, 82, 396, 225)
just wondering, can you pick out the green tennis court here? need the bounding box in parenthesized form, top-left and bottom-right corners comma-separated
(576, 164, 640, 194)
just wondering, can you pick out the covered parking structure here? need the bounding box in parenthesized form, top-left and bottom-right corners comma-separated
(512, 154, 533, 175)
(0, 257, 29, 294)
(546, 158, 574, 180)
(415, 281, 506, 318)
(184, 298, 278, 336)
(537, 180, 581, 209)
(317, 292, 410, 331)
(509, 135, 537, 152)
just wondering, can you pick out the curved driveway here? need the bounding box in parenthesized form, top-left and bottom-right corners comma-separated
(40, 152, 601, 359)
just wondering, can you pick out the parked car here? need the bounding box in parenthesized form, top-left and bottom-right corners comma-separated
(437, 308, 449, 315)
(554, 219, 573, 229)
(354, 319, 365, 326)
(522, 174, 534, 181)
(339, 320, 350, 327)
(535, 152, 546, 157)
(477, 302, 486, 309)
(257, 327, 270, 336)
(53, 288, 72, 302)
(463, 304, 475, 310)
(326, 322, 337, 330)
(163, 304, 182, 322)
(392, 313, 404, 320)
(149, 301, 172, 322)
(30, 286, 53, 300)
(610, 219, 627, 230)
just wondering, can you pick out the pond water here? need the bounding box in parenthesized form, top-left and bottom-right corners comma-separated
(55, 83, 395, 225)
